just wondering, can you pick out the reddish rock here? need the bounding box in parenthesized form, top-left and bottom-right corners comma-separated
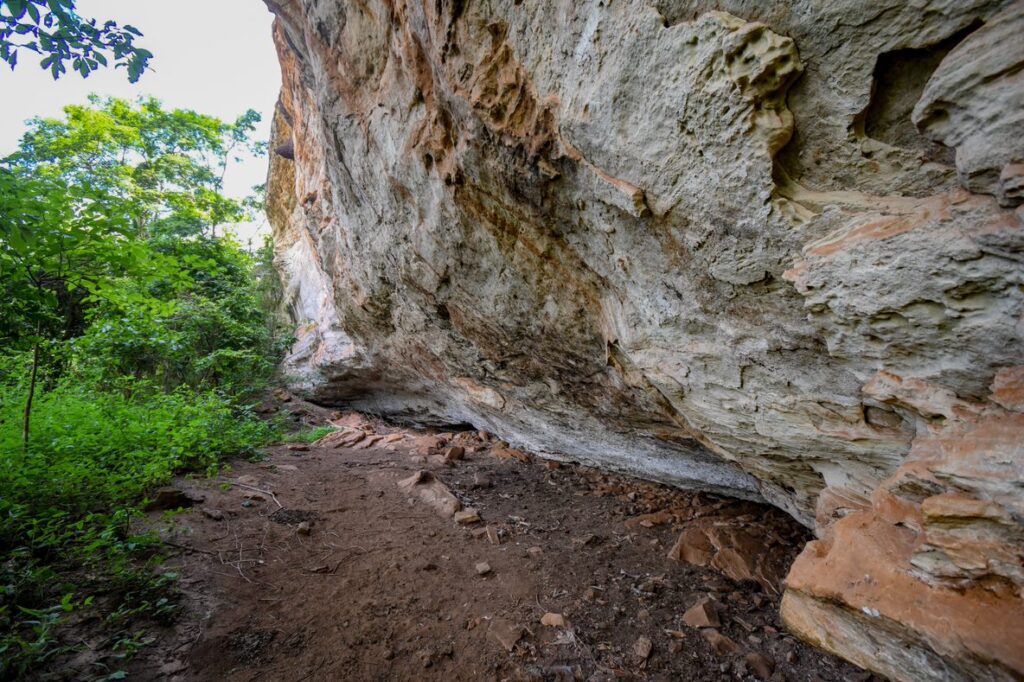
(701, 629, 739, 656)
(667, 526, 715, 566)
(492, 446, 532, 463)
(667, 520, 785, 593)
(783, 373, 1024, 682)
(540, 612, 566, 628)
(682, 598, 720, 629)
(744, 652, 775, 680)
(626, 510, 674, 529)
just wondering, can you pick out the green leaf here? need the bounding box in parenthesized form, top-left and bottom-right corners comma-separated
(8, 1, 28, 21)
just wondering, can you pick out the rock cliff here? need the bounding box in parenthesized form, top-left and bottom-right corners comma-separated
(263, 0, 1024, 678)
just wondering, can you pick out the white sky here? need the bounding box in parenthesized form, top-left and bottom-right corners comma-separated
(0, 0, 282, 243)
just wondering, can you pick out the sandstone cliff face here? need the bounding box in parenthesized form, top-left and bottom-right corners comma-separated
(263, 0, 1024, 678)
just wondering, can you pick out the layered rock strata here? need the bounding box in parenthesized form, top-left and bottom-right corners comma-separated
(263, 0, 1024, 678)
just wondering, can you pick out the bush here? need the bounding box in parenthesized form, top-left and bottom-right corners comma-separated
(0, 373, 278, 680)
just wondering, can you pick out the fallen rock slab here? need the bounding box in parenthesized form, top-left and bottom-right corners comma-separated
(667, 518, 786, 594)
(397, 470, 462, 519)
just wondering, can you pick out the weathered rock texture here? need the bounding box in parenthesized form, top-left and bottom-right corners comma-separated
(263, 0, 1024, 678)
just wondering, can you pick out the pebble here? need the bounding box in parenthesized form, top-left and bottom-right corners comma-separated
(745, 652, 776, 680)
(488, 618, 524, 652)
(475, 561, 492, 575)
(702, 629, 740, 655)
(682, 598, 720, 628)
(486, 526, 501, 545)
(201, 507, 224, 521)
(541, 612, 567, 627)
(633, 636, 653, 659)
(454, 508, 481, 525)
(639, 578, 660, 593)
(572, 533, 599, 548)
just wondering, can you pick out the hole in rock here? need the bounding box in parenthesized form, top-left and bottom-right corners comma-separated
(860, 22, 982, 161)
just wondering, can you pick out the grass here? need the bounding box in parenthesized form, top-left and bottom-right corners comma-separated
(280, 425, 336, 444)
(0, 379, 279, 680)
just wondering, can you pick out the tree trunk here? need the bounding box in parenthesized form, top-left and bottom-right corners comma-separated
(22, 332, 40, 453)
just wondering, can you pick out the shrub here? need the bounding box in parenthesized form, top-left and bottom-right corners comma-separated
(0, 375, 278, 680)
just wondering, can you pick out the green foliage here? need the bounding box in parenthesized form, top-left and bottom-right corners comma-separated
(0, 0, 151, 81)
(0, 97, 265, 355)
(72, 235, 287, 393)
(282, 425, 337, 444)
(0, 377, 275, 514)
(0, 97, 284, 679)
(0, 374, 277, 679)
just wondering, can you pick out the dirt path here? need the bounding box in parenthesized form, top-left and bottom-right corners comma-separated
(130, 412, 869, 681)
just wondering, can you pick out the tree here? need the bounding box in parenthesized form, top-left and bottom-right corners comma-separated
(0, 159, 174, 449)
(11, 96, 264, 240)
(0, 0, 151, 81)
(0, 97, 266, 447)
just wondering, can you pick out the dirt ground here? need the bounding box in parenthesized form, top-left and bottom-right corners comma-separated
(125, 408, 872, 682)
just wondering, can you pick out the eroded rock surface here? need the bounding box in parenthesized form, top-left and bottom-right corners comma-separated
(262, 0, 1024, 678)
